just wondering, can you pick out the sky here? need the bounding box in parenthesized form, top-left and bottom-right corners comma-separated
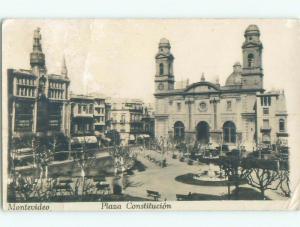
(3, 19, 300, 105)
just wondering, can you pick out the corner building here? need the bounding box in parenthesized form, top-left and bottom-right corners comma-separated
(154, 25, 288, 149)
(7, 28, 70, 150)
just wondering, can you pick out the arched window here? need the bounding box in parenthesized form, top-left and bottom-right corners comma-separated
(223, 121, 236, 143)
(279, 119, 285, 132)
(174, 121, 185, 141)
(159, 63, 164, 75)
(247, 53, 254, 67)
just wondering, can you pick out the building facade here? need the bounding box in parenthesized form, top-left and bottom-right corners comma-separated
(110, 98, 147, 144)
(7, 28, 70, 151)
(91, 93, 106, 133)
(256, 91, 288, 145)
(142, 103, 155, 138)
(154, 25, 288, 150)
(70, 94, 98, 149)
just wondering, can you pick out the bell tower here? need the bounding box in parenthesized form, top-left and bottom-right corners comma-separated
(241, 24, 264, 90)
(154, 38, 174, 93)
(30, 27, 46, 77)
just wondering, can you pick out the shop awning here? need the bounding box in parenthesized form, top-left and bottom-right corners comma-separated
(137, 134, 150, 139)
(71, 136, 97, 144)
(94, 131, 105, 137)
(102, 137, 111, 142)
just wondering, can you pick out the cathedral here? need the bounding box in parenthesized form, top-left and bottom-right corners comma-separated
(154, 25, 288, 150)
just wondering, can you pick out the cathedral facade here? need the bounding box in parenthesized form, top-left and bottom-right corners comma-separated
(154, 25, 288, 150)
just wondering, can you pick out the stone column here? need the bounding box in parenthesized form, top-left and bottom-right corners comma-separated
(11, 100, 16, 134)
(33, 101, 37, 133)
(210, 97, 220, 130)
(185, 97, 195, 142)
(209, 96, 221, 144)
(61, 103, 65, 133)
(185, 97, 194, 131)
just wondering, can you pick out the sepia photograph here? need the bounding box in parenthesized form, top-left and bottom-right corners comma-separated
(2, 19, 300, 211)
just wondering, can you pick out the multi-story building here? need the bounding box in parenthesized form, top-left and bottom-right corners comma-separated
(7, 28, 70, 152)
(128, 99, 144, 140)
(70, 94, 97, 149)
(142, 103, 155, 138)
(110, 98, 145, 144)
(90, 93, 106, 133)
(104, 98, 112, 132)
(154, 24, 288, 150)
(256, 91, 288, 145)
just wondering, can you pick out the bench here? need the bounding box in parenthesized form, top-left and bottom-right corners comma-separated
(96, 182, 111, 194)
(176, 194, 190, 201)
(53, 183, 73, 195)
(146, 190, 161, 201)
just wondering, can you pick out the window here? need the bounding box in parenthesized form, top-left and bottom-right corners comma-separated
(261, 96, 271, 106)
(174, 121, 185, 141)
(15, 101, 34, 132)
(121, 115, 126, 123)
(223, 121, 236, 143)
(89, 104, 93, 114)
(74, 124, 78, 133)
(248, 53, 254, 67)
(263, 108, 269, 115)
(177, 102, 181, 112)
(226, 101, 232, 111)
(78, 105, 81, 114)
(159, 63, 164, 75)
(86, 124, 90, 132)
(262, 133, 271, 143)
(279, 119, 285, 132)
(263, 119, 269, 129)
(199, 102, 207, 112)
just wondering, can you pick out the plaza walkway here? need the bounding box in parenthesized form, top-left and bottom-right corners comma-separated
(123, 150, 287, 201)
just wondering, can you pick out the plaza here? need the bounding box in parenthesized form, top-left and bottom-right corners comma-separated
(123, 149, 286, 201)
(5, 23, 290, 203)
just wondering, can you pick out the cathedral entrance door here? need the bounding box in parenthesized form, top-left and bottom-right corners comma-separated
(196, 121, 210, 144)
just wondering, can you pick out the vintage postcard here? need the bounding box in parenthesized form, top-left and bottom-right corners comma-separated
(2, 19, 300, 211)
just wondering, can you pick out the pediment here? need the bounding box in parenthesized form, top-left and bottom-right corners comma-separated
(184, 82, 219, 93)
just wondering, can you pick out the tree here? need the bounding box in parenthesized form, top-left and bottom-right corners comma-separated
(217, 155, 249, 199)
(241, 158, 281, 199)
(32, 136, 53, 180)
(72, 138, 96, 196)
(106, 130, 121, 146)
(277, 160, 290, 197)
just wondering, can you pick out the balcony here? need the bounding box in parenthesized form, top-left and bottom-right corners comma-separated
(260, 126, 271, 133)
(73, 112, 94, 118)
(94, 122, 105, 126)
(94, 112, 105, 116)
(276, 132, 289, 137)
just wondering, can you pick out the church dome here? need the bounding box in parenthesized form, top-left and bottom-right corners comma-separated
(245, 24, 260, 34)
(159, 38, 170, 44)
(225, 62, 242, 86)
(159, 38, 171, 48)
